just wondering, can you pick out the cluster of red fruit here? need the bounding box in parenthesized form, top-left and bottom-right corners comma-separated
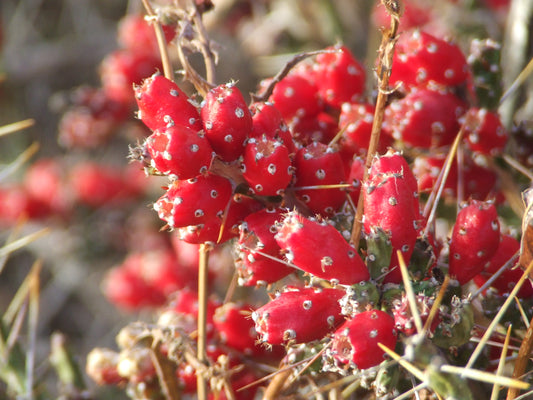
(30, 3, 525, 398)
(84, 12, 533, 398)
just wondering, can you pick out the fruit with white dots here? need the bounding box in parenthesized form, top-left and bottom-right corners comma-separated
(135, 73, 202, 132)
(201, 82, 252, 162)
(241, 136, 293, 196)
(249, 101, 295, 153)
(448, 199, 500, 284)
(275, 211, 370, 285)
(252, 286, 345, 345)
(143, 125, 214, 180)
(363, 152, 420, 283)
(236, 207, 294, 287)
(330, 309, 397, 370)
(293, 142, 347, 216)
(461, 107, 508, 156)
(389, 30, 470, 91)
(265, 71, 322, 123)
(314, 45, 366, 108)
(154, 173, 233, 229)
(384, 87, 467, 149)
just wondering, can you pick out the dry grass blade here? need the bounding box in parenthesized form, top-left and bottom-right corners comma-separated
(514, 297, 530, 328)
(500, 56, 533, 105)
(0, 229, 50, 262)
(393, 382, 428, 400)
(3, 260, 44, 326)
(0, 142, 40, 183)
(507, 313, 533, 399)
(0, 119, 35, 137)
(440, 365, 528, 390)
(397, 250, 423, 335)
(465, 260, 533, 370)
(423, 127, 464, 233)
(423, 275, 449, 335)
(0, 222, 26, 275)
(377, 343, 426, 382)
(490, 325, 513, 400)
(0, 260, 42, 397)
(26, 262, 41, 399)
(470, 251, 519, 300)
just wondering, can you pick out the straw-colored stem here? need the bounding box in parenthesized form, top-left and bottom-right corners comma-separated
(507, 313, 533, 399)
(197, 243, 210, 400)
(142, 0, 175, 81)
(350, 14, 400, 245)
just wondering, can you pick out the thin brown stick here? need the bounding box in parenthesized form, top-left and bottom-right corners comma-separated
(142, 0, 175, 81)
(151, 340, 182, 400)
(197, 244, 210, 400)
(250, 49, 337, 104)
(350, 10, 401, 245)
(190, 3, 217, 85)
(262, 368, 292, 400)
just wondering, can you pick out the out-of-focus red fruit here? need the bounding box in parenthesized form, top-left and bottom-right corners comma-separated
(24, 158, 72, 217)
(0, 184, 52, 224)
(100, 49, 162, 104)
(117, 14, 176, 55)
(69, 162, 145, 208)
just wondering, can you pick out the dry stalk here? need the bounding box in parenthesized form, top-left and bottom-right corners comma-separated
(197, 243, 211, 400)
(507, 314, 533, 399)
(142, 0, 175, 81)
(250, 49, 338, 104)
(350, 0, 402, 245)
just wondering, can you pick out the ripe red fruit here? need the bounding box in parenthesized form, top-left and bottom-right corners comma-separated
(384, 88, 467, 149)
(289, 111, 338, 146)
(158, 288, 220, 338)
(413, 153, 501, 202)
(103, 249, 198, 311)
(363, 152, 420, 283)
(201, 82, 252, 162)
(103, 265, 167, 310)
(144, 125, 214, 180)
(275, 211, 370, 285)
(461, 107, 508, 156)
(70, 162, 145, 208)
(448, 200, 500, 284)
(0, 184, 52, 225)
(213, 302, 263, 356)
(392, 294, 440, 336)
(236, 207, 294, 287)
(177, 193, 262, 245)
(293, 142, 347, 216)
(135, 73, 202, 132)
(475, 234, 533, 298)
(249, 101, 295, 153)
(154, 174, 233, 229)
(347, 156, 365, 204)
(252, 287, 345, 344)
(57, 87, 131, 148)
(265, 71, 322, 122)
(389, 30, 470, 91)
(331, 309, 397, 370)
(314, 45, 366, 108)
(24, 158, 72, 217)
(338, 102, 393, 161)
(100, 49, 162, 104)
(117, 14, 176, 55)
(241, 136, 293, 195)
